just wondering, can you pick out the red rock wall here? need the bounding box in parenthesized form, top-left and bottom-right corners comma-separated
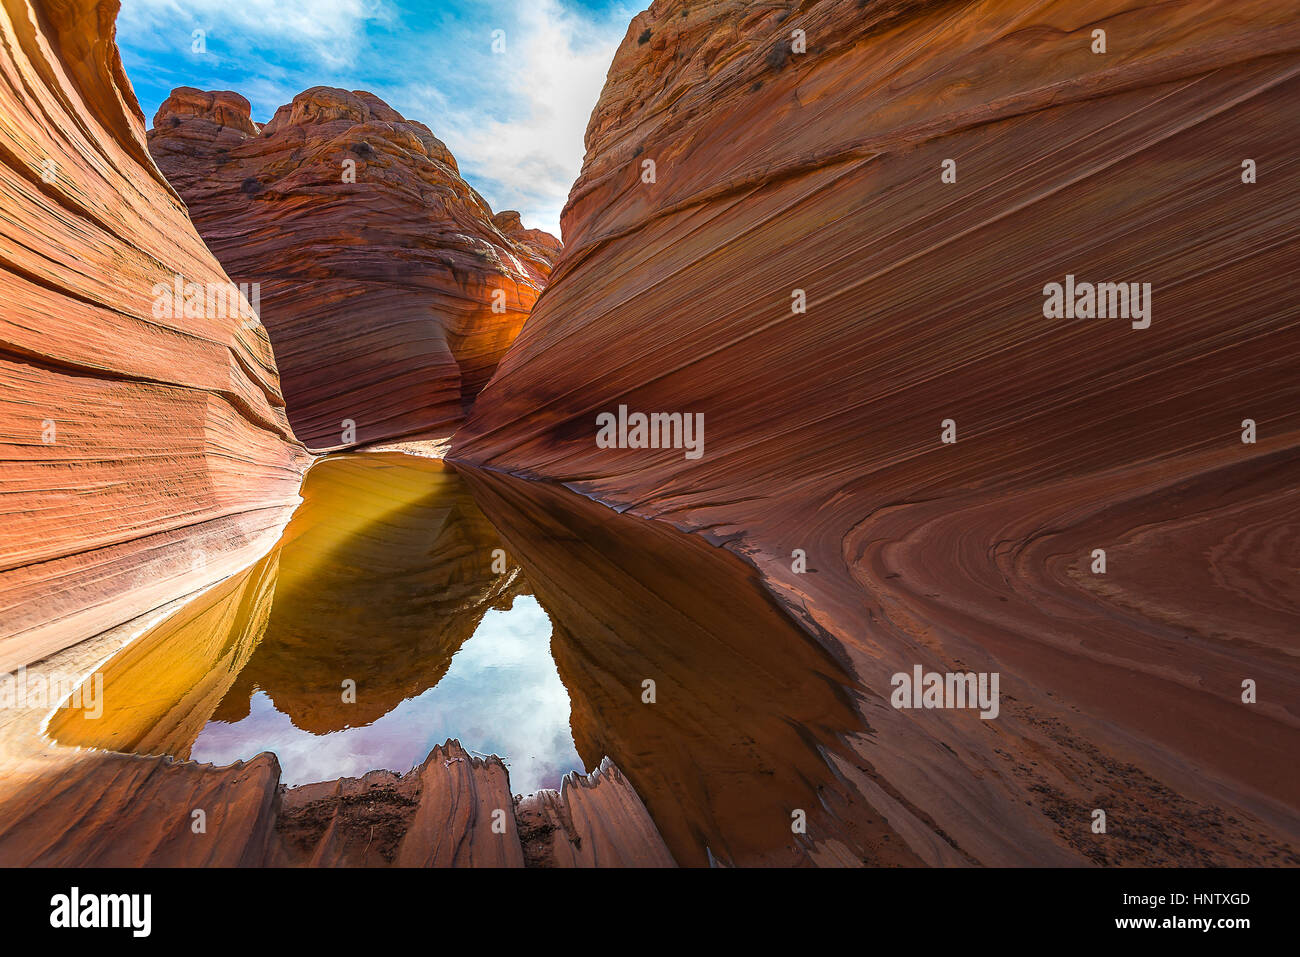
(0, 0, 308, 671)
(454, 0, 1300, 863)
(148, 87, 560, 452)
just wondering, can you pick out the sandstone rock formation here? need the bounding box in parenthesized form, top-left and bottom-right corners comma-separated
(516, 758, 675, 867)
(0, 0, 307, 673)
(454, 0, 1300, 864)
(148, 86, 559, 452)
(271, 742, 671, 867)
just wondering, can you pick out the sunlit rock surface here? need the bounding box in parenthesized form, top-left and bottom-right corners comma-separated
(454, 0, 1300, 864)
(148, 86, 560, 452)
(0, 0, 307, 672)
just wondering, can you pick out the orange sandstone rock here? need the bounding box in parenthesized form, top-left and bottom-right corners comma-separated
(0, 0, 308, 671)
(454, 0, 1300, 864)
(148, 86, 559, 452)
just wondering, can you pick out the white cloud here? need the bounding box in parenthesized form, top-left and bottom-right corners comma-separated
(395, 0, 636, 238)
(190, 595, 585, 793)
(119, 0, 392, 69)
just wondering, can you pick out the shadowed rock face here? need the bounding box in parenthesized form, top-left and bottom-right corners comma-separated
(148, 86, 560, 452)
(0, 0, 308, 672)
(453, 0, 1300, 864)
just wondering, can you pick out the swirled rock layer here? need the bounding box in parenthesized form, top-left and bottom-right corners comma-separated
(0, 0, 307, 671)
(454, 0, 1300, 864)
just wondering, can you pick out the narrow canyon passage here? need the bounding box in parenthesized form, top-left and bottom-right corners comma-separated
(40, 451, 886, 866)
(4, 0, 1296, 888)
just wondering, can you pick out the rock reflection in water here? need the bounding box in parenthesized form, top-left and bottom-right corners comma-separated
(193, 595, 581, 790)
(50, 454, 585, 795)
(456, 465, 898, 868)
(51, 453, 891, 865)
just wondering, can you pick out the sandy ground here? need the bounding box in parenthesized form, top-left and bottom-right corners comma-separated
(363, 438, 452, 459)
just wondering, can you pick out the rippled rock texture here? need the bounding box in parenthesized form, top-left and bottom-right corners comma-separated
(455, 0, 1300, 864)
(148, 86, 560, 452)
(0, 0, 307, 672)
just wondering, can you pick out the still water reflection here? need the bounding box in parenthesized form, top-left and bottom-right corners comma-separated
(50, 454, 584, 795)
(191, 595, 580, 790)
(51, 452, 870, 866)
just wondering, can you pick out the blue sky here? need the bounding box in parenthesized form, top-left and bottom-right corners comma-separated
(117, 0, 641, 237)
